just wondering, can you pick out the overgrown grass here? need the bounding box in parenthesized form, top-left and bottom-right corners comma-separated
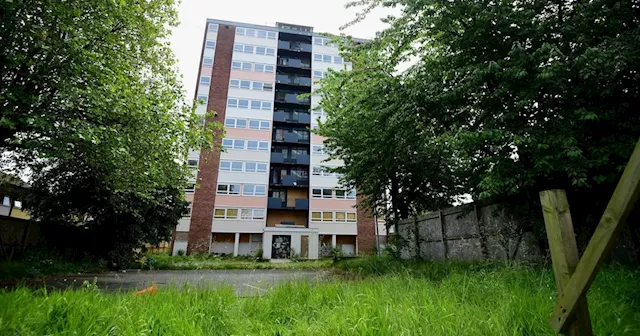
(1, 257, 638, 335)
(0, 250, 106, 281)
(145, 253, 333, 270)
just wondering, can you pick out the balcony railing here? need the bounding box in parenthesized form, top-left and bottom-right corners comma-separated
(273, 130, 310, 144)
(276, 74, 312, 87)
(267, 197, 310, 210)
(275, 93, 310, 105)
(278, 40, 312, 53)
(273, 111, 311, 124)
(270, 174, 309, 187)
(277, 57, 311, 69)
(270, 153, 310, 165)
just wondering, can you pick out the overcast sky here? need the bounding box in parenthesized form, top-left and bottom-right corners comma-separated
(169, 0, 396, 100)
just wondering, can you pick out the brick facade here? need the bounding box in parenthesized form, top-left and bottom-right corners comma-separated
(356, 195, 377, 254)
(187, 23, 235, 254)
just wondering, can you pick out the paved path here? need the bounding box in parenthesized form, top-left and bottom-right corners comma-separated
(40, 269, 329, 295)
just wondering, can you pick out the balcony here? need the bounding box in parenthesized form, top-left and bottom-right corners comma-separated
(277, 57, 311, 69)
(273, 111, 311, 124)
(278, 40, 312, 53)
(267, 197, 310, 210)
(276, 74, 312, 87)
(275, 93, 310, 105)
(273, 130, 310, 144)
(270, 152, 310, 165)
(271, 174, 309, 187)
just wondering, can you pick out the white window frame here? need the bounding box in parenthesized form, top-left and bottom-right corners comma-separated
(196, 95, 208, 104)
(243, 184, 266, 196)
(313, 70, 324, 79)
(312, 145, 325, 154)
(208, 23, 218, 32)
(202, 57, 214, 66)
(216, 183, 241, 195)
(185, 184, 195, 193)
(205, 40, 216, 49)
(200, 76, 211, 85)
(214, 208, 239, 220)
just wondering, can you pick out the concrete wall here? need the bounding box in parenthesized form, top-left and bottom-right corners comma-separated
(396, 203, 542, 261)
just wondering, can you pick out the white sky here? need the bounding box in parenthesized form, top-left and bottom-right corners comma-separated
(169, 0, 396, 100)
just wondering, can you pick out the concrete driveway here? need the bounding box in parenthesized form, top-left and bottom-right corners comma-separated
(40, 269, 329, 296)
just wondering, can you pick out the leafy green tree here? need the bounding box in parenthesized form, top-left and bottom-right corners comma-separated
(319, 0, 640, 234)
(1, 0, 219, 264)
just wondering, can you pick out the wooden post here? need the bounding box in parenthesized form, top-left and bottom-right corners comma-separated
(540, 190, 593, 336)
(549, 138, 640, 332)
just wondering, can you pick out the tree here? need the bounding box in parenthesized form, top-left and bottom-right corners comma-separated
(318, 0, 640, 236)
(1, 0, 219, 264)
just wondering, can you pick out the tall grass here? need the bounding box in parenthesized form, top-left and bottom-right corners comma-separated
(147, 253, 333, 270)
(1, 258, 638, 335)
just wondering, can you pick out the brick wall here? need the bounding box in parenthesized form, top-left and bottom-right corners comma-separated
(187, 23, 235, 254)
(356, 195, 377, 254)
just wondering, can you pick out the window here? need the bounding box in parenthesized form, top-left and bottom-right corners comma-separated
(313, 109, 328, 117)
(312, 145, 324, 154)
(203, 57, 213, 66)
(2, 196, 11, 206)
(245, 29, 256, 37)
(214, 208, 238, 219)
(230, 161, 243, 172)
(200, 76, 211, 85)
(245, 162, 268, 173)
(263, 83, 273, 91)
(187, 159, 198, 168)
(346, 189, 356, 199)
(225, 117, 247, 129)
(252, 82, 263, 91)
(312, 188, 322, 198)
(323, 55, 332, 63)
(236, 27, 246, 35)
(222, 138, 245, 149)
(197, 94, 208, 104)
(249, 119, 270, 130)
(313, 70, 324, 79)
(217, 184, 241, 195)
(335, 211, 346, 222)
(314, 37, 327, 45)
(243, 184, 266, 196)
(265, 65, 274, 73)
(183, 203, 192, 218)
(336, 189, 346, 199)
(267, 31, 276, 39)
(220, 161, 231, 171)
(240, 208, 265, 220)
(208, 23, 218, 32)
(322, 211, 333, 222)
(232, 61, 242, 70)
(312, 167, 322, 176)
(334, 56, 343, 64)
(258, 142, 269, 151)
(247, 140, 269, 151)
(256, 46, 266, 55)
(314, 54, 322, 62)
(322, 189, 332, 199)
(254, 64, 264, 72)
(234, 44, 243, 52)
(311, 212, 322, 222)
(205, 40, 216, 49)
(185, 184, 195, 193)
(257, 30, 267, 38)
(346, 212, 357, 222)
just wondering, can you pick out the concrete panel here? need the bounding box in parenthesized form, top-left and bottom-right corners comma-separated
(227, 87, 275, 102)
(417, 217, 442, 241)
(419, 241, 446, 261)
(224, 107, 274, 121)
(443, 210, 478, 239)
(211, 241, 234, 255)
(234, 35, 278, 48)
(176, 218, 191, 232)
(232, 52, 276, 66)
(220, 148, 270, 162)
(217, 171, 268, 185)
(215, 195, 267, 207)
(172, 241, 188, 256)
(226, 128, 271, 140)
(308, 222, 357, 235)
(309, 199, 356, 211)
(309, 174, 340, 188)
(212, 219, 265, 233)
(446, 238, 483, 260)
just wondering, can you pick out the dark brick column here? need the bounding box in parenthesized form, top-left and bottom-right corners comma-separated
(187, 23, 235, 254)
(356, 195, 377, 254)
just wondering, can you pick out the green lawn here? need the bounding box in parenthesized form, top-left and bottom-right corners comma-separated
(1, 257, 638, 335)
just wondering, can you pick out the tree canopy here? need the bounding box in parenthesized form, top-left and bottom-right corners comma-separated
(1, 0, 218, 264)
(317, 0, 640, 228)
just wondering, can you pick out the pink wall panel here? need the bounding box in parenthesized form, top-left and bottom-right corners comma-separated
(200, 66, 213, 76)
(185, 194, 194, 203)
(312, 134, 326, 144)
(310, 199, 357, 211)
(226, 128, 271, 140)
(215, 195, 267, 207)
(229, 70, 275, 82)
